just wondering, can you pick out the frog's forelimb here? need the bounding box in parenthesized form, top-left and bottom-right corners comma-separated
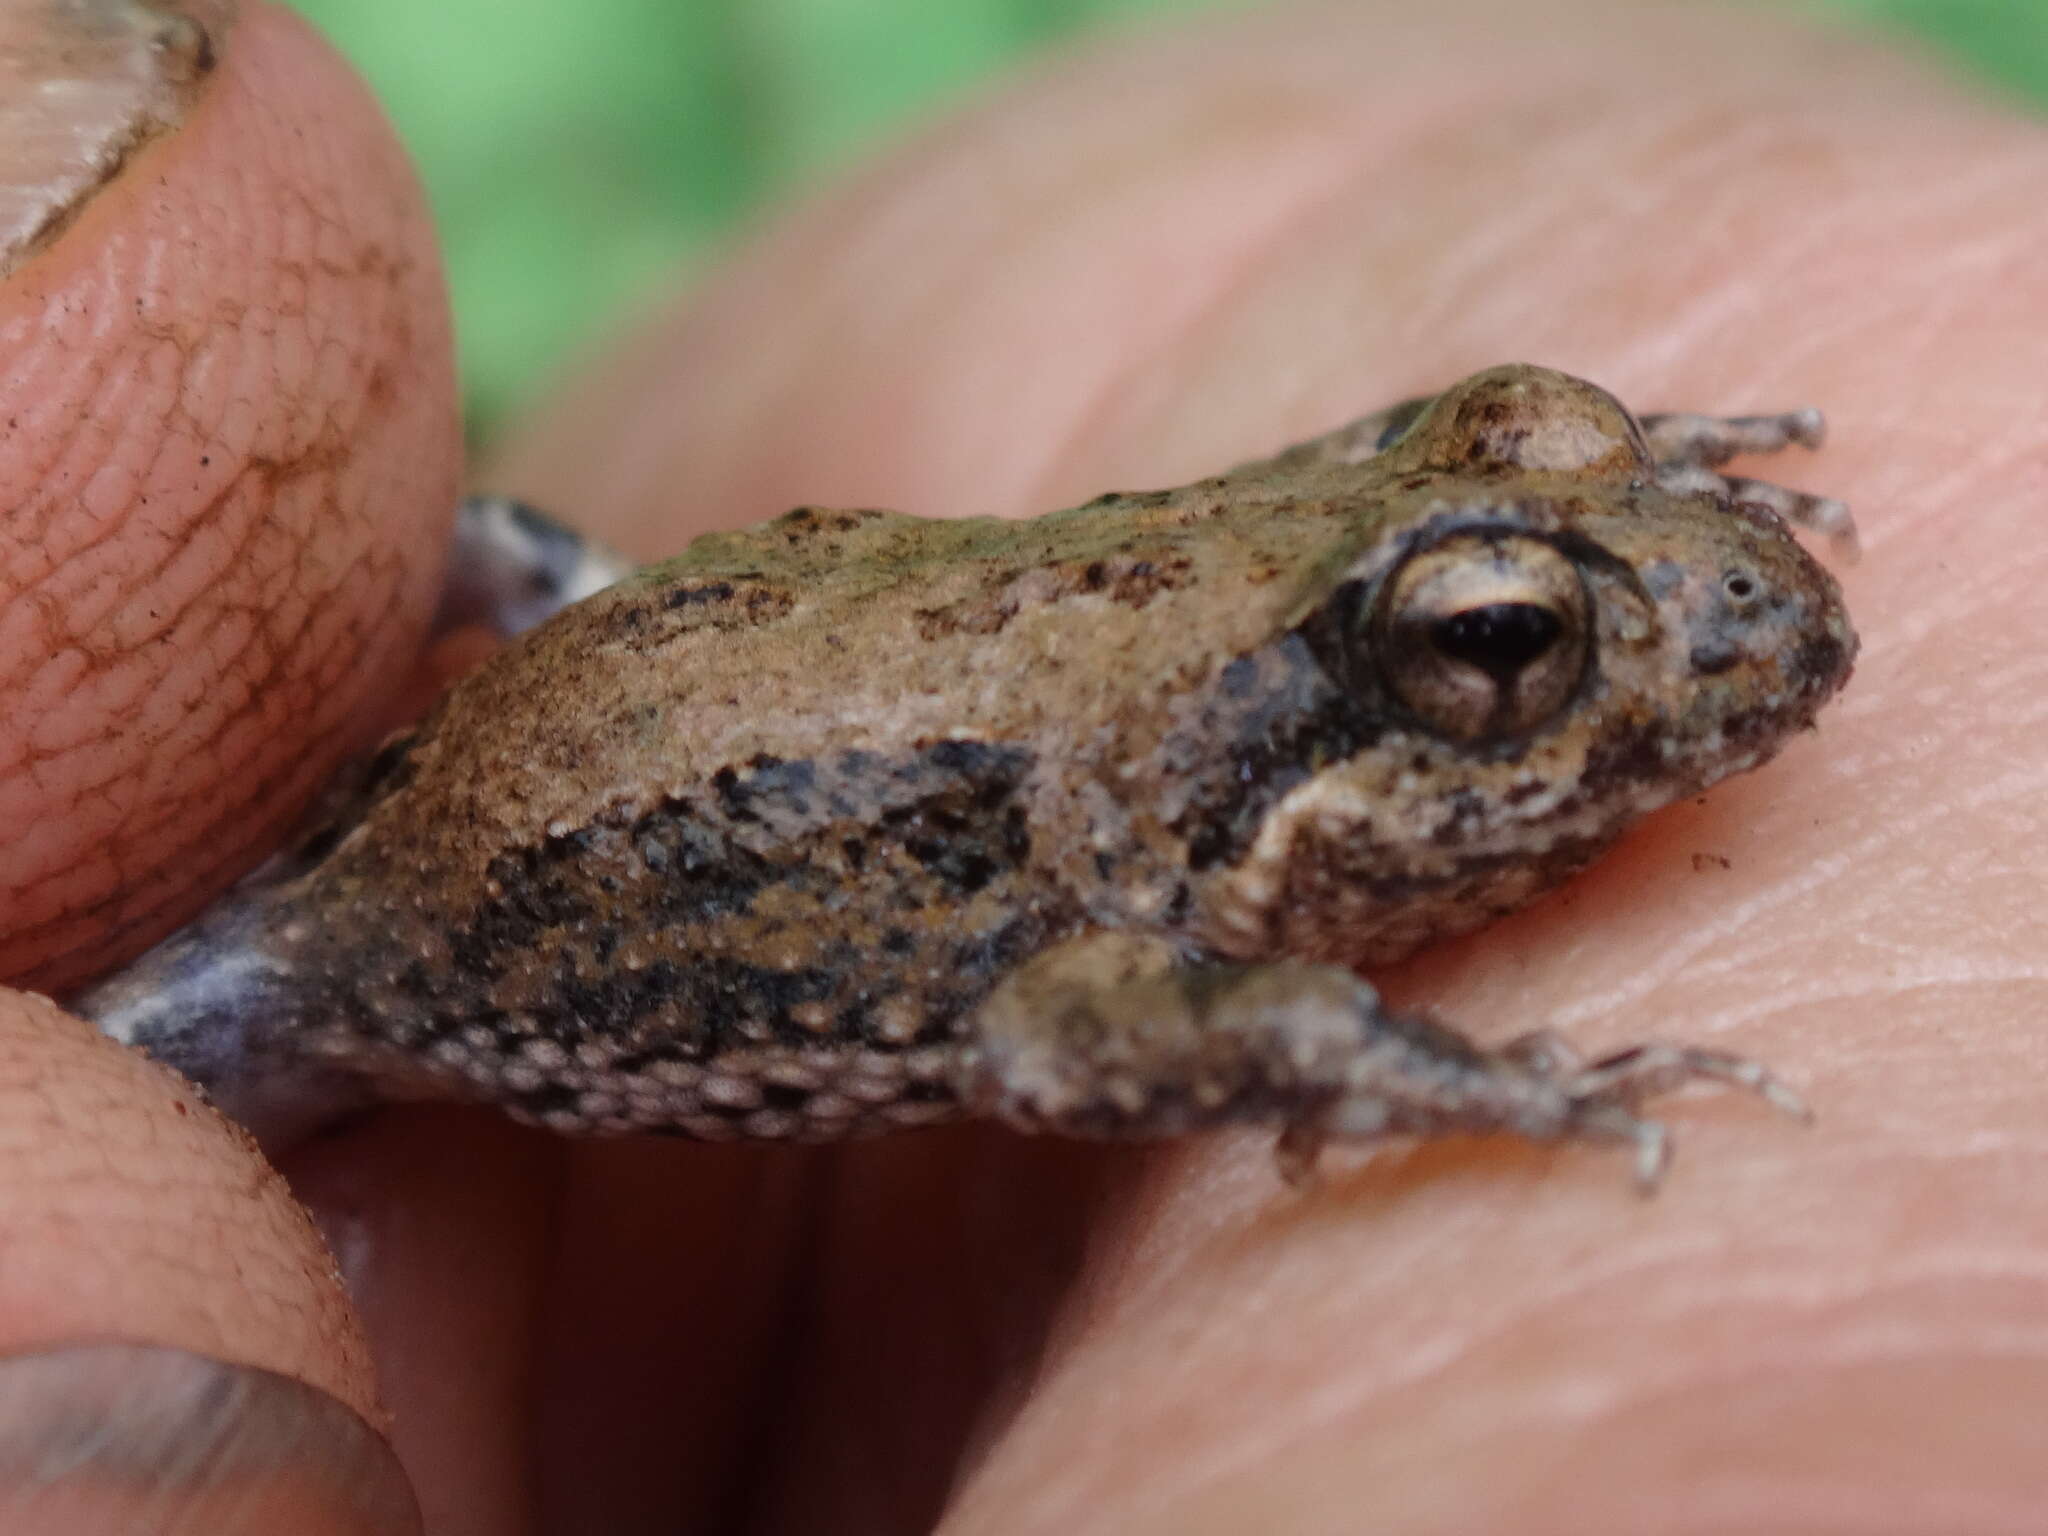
(1639, 408, 1858, 557)
(961, 934, 1809, 1192)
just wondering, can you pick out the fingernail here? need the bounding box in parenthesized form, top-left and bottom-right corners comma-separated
(0, 0, 235, 277)
(0, 1343, 420, 1535)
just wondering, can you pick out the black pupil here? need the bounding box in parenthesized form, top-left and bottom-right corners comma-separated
(1430, 603, 1562, 685)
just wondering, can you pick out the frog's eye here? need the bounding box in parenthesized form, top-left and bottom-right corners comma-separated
(1371, 534, 1590, 741)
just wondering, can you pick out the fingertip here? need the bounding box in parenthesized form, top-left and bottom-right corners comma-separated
(0, 1345, 420, 1536)
(0, 0, 461, 992)
(0, 989, 378, 1425)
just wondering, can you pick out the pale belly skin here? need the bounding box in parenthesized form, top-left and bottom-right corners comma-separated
(74, 365, 1859, 1187)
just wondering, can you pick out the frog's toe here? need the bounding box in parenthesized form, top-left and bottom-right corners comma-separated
(1559, 1100, 1673, 1193)
(1562, 1041, 1812, 1123)
(1495, 1027, 1586, 1077)
(1640, 406, 1828, 467)
(1653, 461, 1860, 559)
(1725, 478, 1858, 559)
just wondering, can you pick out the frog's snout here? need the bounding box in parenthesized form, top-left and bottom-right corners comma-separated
(1677, 544, 1858, 728)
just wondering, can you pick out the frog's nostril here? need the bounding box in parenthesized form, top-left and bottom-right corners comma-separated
(1722, 571, 1760, 604)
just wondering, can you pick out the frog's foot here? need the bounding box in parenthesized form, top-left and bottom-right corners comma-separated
(1271, 1022, 1808, 1193)
(1639, 406, 1825, 467)
(1638, 407, 1858, 558)
(962, 937, 1809, 1193)
(1334, 1028, 1808, 1191)
(1218, 392, 1433, 479)
(433, 495, 639, 638)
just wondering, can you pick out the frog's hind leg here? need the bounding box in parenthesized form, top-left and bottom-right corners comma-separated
(1639, 407, 1826, 467)
(1220, 394, 1435, 479)
(433, 496, 639, 638)
(1639, 407, 1858, 556)
(958, 935, 1807, 1192)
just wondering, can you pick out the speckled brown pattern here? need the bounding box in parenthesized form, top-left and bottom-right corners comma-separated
(78, 365, 1858, 1182)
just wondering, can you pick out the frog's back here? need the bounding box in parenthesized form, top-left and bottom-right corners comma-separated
(387, 484, 1377, 891)
(88, 482, 1388, 1137)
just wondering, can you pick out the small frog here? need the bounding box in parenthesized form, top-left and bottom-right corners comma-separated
(74, 365, 1857, 1187)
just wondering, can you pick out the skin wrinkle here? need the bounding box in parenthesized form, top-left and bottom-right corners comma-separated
(1526, 735, 2048, 1033)
(1384, 1340, 2048, 1513)
(1359, 1370, 2047, 1536)
(1618, 1476, 2038, 1534)
(1643, 226, 1846, 381)
(17, 573, 284, 884)
(1876, 541, 2048, 650)
(1924, 431, 2041, 512)
(952, 1216, 2048, 1535)
(1652, 973, 2048, 1056)
(0, 4, 456, 990)
(1529, 845, 1869, 1033)
(6, 464, 415, 962)
(1091, 1188, 1747, 1409)
(0, 400, 103, 599)
(1338, 1318, 2048, 1479)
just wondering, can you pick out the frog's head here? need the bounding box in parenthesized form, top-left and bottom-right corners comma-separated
(1195, 366, 1858, 969)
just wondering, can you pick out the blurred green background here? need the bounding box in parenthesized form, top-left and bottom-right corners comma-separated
(288, 0, 2047, 435)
